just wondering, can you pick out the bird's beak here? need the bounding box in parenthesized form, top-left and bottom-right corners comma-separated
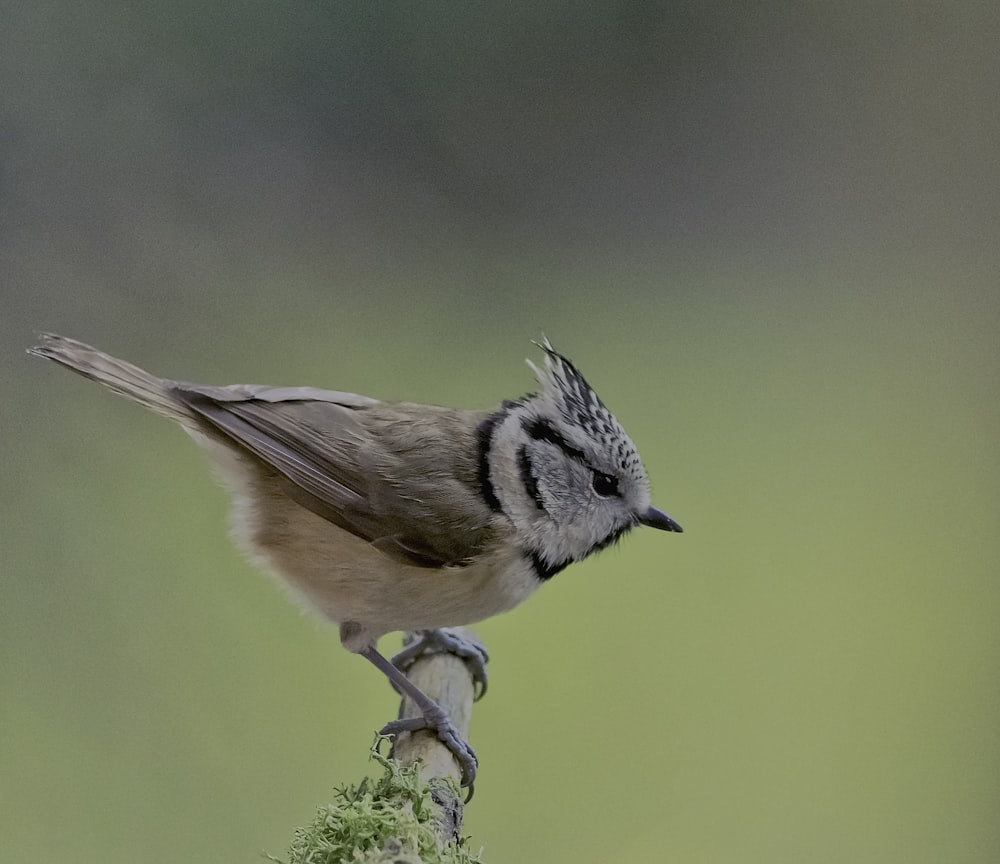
(639, 506, 683, 533)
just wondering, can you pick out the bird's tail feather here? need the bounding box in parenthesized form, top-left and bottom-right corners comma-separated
(28, 333, 189, 423)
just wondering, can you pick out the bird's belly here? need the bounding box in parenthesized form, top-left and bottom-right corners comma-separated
(228, 474, 539, 638)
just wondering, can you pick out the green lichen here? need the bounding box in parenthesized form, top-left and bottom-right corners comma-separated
(268, 741, 483, 864)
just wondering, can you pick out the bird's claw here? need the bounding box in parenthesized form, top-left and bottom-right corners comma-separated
(392, 628, 490, 701)
(380, 705, 478, 795)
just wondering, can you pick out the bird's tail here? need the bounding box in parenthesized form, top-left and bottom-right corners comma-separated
(28, 333, 190, 424)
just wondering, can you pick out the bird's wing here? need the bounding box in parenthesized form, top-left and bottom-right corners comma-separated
(173, 383, 491, 568)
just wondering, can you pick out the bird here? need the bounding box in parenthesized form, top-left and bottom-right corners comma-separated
(29, 333, 682, 789)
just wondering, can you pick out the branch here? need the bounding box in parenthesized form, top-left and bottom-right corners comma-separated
(390, 627, 481, 840)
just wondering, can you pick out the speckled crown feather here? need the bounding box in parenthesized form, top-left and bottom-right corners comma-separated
(527, 339, 646, 481)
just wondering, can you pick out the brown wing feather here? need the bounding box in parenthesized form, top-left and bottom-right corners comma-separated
(174, 386, 496, 568)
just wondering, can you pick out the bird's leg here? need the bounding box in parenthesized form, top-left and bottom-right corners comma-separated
(360, 645, 478, 790)
(391, 628, 490, 700)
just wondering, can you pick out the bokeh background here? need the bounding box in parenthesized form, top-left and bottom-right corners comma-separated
(3, 3, 997, 862)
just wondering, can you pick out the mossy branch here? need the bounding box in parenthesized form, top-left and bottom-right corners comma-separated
(272, 629, 485, 864)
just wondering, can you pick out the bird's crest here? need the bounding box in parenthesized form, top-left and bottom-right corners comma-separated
(527, 339, 645, 479)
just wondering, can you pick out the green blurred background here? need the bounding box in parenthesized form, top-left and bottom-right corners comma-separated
(2, 3, 997, 862)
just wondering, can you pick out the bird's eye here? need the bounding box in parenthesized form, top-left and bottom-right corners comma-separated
(591, 471, 620, 497)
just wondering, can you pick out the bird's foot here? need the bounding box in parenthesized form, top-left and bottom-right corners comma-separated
(379, 701, 478, 793)
(392, 628, 490, 700)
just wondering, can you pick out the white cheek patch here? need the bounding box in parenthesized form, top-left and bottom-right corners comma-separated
(530, 444, 589, 523)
